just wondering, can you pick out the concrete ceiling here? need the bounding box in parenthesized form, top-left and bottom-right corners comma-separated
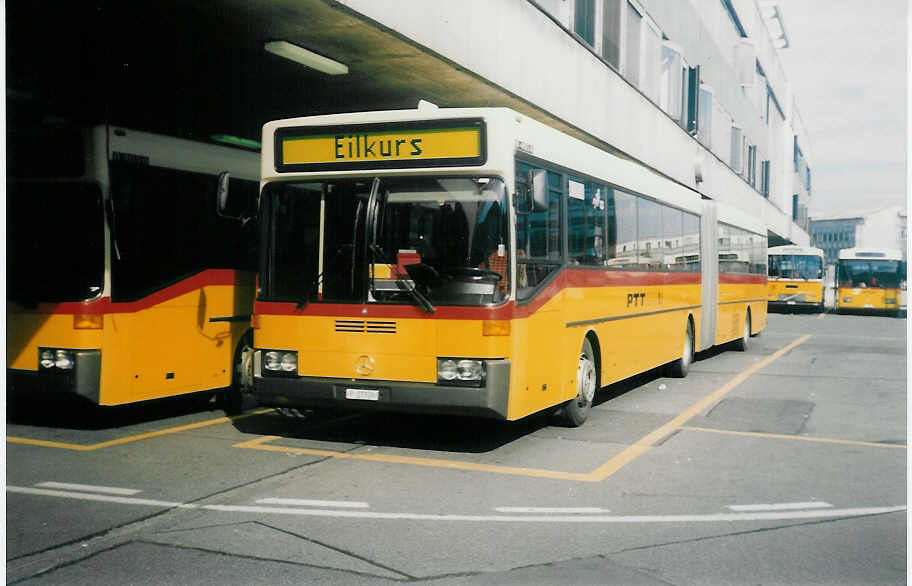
(8, 0, 573, 149)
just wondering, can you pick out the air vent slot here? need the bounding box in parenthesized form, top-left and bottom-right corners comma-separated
(335, 320, 397, 334)
(366, 320, 396, 334)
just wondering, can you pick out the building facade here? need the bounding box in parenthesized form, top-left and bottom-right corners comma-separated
(329, 0, 813, 245)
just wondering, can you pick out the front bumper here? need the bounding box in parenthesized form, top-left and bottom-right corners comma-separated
(7, 350, 102, 404)
(252, 359, 511, 419)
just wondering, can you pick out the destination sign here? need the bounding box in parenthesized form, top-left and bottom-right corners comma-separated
(275, 118, 486, 171)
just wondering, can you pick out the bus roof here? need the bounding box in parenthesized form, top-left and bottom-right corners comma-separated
(768, 245, 824, 257)
(260, 104, 706, 217)
(837, 247, 903, 261)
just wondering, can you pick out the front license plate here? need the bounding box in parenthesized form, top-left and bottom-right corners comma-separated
(346, 388, 380, 401)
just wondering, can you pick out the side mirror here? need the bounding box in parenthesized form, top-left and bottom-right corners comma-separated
(515, 169, 549, 214)
(216, 171, 235, 218)
(216, 171, 256, 222)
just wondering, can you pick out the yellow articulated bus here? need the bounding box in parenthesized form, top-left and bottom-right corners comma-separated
(8, 125, 259, 409)
(248, 105, 766, 426)
(835, 248, 906, 316)
(767, 245, 825, 312)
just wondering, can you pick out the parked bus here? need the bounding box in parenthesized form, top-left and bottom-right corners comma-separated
(245, 105, 766, 426)
(8, 125, 259, 409)
(767, 245, 825, 312)
(835, 248, 905, 315)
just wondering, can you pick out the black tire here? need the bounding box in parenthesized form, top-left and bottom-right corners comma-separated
(219, 331, 253, 415)
(668, 320, 694, 378)
(732, 311, 751, 351)
(551, 337, 598, 427)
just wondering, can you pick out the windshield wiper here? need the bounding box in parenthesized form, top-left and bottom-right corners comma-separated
(369, 243, 435, 313)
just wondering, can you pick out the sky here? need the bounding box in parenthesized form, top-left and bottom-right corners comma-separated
(773, 0, 907, 218)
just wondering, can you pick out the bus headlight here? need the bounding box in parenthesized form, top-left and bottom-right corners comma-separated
(437, 358, 486, 387)
(263, 350, 297, 375)
(39, 348, 76, 371)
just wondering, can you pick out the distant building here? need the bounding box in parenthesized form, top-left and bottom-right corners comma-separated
(810, 205, 907, 265)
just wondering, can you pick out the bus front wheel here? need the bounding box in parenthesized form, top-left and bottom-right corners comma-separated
(552, 337, 598, 427)
(219, 331, 253, 415)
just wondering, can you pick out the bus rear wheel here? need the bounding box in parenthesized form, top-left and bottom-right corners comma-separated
(552, 337, 598, 427)
(732, 311, 751, 351)
(668, 320, 694, 378)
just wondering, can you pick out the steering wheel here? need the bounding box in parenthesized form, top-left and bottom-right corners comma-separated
(448, 267, 503, 284)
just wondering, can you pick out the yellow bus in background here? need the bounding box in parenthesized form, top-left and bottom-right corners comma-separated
(247, 105, 766, 426)
(767, 245, 825, 312)
(835, 248, 905, 316)
(8, 125, 259, 410)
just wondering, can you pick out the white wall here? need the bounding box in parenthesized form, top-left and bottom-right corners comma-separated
(336, 0, 808, 242)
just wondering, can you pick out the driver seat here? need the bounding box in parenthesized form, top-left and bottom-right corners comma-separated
(486, 251, 508, 295)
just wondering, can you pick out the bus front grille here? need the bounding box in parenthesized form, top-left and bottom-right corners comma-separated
(335, 320, 397, 334)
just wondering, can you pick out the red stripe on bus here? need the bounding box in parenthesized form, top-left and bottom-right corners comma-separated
(17, 269, 247, 315)
(254, 269, 704, 320)
(719, 274, 767, 285)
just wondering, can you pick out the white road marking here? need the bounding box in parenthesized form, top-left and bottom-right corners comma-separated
(36, 482, 142, 496)
(8, 485, 902, 524)
(494, 507, 610, 514)
(10, 486, 198, 508)
(729, 502, 833, 512)
(255, 498, 369, 509)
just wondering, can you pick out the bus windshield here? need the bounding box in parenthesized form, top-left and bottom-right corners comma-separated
(838, 259, 902, 289)
(260, 176, 510, 307)
(7, 182, 105, 303)
(769, 254, 823, 280)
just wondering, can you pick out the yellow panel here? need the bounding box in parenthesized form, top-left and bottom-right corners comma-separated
(836, 287, 900, 310)
(282, 127, 481, 165)
(100, 284, 252, 405)
(7, 311, 103, 371)
(768, 280, 824, 302)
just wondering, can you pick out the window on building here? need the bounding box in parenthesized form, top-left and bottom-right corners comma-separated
(697, 86, 713, 147)
(747, 144, 757, 186)
(792, 194, 798, 221)
(640, 19, 662, 102)
(602, 0, 622, 67)
(660, 42, 683, 119)
(760, 160, 770, 197)
(685, 65, 700, 134)
(731, 127, 743, 174)
(574, 0, 596, 45)
(624, 1, 642, 87)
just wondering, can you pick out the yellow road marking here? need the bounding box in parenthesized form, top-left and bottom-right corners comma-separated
(238, 335, 815, 482)
(682, 426, 906, 449)
(583, 334, 812, 481)
(7, 409, 272, 451)
(233, 435, 594, 481)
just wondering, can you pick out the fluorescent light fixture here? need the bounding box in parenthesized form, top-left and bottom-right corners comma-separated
(264, 41, 349, 75)
(211, 134, 261, 151)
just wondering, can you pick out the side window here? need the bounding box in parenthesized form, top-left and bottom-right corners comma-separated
(568, 179, 606, 265)
(662, 205, 683, 271)
(636, 197, 662, 270)
(768, 255, 780, 277)
(111, 162, 212, 301)
(606, 188, 637, 268)
(681, 212, 701, 272)
(515, 162, 564, 299)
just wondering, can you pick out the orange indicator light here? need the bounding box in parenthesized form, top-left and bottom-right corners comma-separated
(73, 314, 103, 330)
(482, 320, 511, 336)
